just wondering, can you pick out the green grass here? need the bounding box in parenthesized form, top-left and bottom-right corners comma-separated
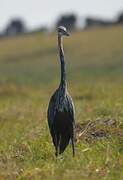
(0, 25, 123, 179)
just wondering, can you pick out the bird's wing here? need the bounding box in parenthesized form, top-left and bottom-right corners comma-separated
(47, 91, 57, 129)
(66, 94, 75, 123)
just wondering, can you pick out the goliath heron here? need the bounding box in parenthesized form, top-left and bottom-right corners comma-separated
(47, 26, 75, 156)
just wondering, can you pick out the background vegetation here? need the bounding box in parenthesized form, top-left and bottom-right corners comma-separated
(0, 25, 123, 179)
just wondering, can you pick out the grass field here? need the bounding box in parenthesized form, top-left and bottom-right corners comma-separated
(0, 25, 123, 179)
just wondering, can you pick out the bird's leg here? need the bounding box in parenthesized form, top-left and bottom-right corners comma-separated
(55, 150, 58, 157)
(55, 136, 58, 157)
(71, 137, 75, 157)
(55, 133, 60, 157)
(58, 135, 61, 155)
(71, 126, 75, 157)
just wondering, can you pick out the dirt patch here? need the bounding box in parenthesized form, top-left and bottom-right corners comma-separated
(75, 118, 123, 143)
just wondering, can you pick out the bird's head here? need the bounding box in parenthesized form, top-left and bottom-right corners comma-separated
(58, 26, 70, 37)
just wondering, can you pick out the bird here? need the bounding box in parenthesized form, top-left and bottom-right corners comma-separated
(47, 26, 75, 157)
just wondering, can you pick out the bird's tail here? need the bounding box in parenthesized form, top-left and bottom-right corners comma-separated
(59, 127, 75, 156)
(59, 134, 70, 154)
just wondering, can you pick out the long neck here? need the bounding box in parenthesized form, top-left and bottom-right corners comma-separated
(58, 35, 67, 90)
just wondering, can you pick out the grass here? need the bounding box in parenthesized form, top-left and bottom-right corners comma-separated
(0, 25, 123, 179)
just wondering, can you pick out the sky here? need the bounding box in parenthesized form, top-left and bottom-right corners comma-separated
(0, 0, 123, 31)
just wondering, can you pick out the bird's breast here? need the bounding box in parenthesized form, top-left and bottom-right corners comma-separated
(55, 95, 68, 113)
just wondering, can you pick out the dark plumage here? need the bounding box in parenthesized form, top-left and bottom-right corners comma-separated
(47, 26, 75, 156)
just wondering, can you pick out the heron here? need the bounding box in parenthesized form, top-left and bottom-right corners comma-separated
(47, 26, 75, 156)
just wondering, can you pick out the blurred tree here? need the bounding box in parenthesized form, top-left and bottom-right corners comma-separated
(56, 14, 77, 31)
(117, 13, 123, 24)
(85, 17, 114, 29)
(5, 19, 26, 36)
